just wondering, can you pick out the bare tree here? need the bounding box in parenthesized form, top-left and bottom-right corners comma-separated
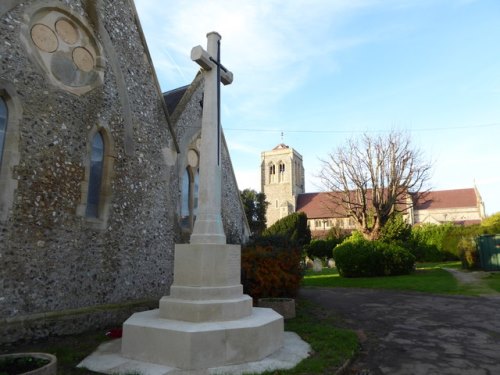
(318, 131, 432, 240)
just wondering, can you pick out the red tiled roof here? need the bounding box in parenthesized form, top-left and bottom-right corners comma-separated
(413, 188, 478, 210)
(296, 192, 347, 219)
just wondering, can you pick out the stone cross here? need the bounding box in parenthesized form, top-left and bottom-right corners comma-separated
(190, 32, 233, 245)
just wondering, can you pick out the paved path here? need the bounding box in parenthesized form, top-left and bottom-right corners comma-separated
(300, 287, 500, 375)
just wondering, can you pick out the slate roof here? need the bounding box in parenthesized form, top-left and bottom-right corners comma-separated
(163, 85, 189, 115)
(412, 188, 479, 210)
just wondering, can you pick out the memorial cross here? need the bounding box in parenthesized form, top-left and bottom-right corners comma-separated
(190, 32, 233, 245)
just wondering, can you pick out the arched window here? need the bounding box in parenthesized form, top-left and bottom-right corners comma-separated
(181, 166, 199, 231)
(86, 132, 104, 217)
(0, 97, 7, 168)
(269, 163, 276, 183)
(278, 162, 285, 182)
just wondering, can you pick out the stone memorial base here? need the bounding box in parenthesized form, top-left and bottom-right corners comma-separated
(118, 243, 284, 370)
(121, 307, 283, 369)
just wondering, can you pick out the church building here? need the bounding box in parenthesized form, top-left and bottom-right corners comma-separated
(261, 143, 486, 236)
(0, 0, 248, 343)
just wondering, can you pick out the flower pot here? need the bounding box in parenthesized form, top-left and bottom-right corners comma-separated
(257, 297, 296, 319)
(0, 353, 57, 375)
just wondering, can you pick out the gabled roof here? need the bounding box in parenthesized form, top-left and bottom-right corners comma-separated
(163, 85, 189, 115)
(296, 192, 347, 219)
(413, 188, 478, 210)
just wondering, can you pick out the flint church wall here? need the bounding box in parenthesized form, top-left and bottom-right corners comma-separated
(0, 0, 248, 343)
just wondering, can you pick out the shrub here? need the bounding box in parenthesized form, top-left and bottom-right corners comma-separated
(380, 213, 412, 245)
(304, 239, 341, 259)
(241, 243, 303, 301)
(458, 236, 479, 270)
(481, 212, 500, 234)
(262, 212, 311, 246)
(333, 237, 415, 277)
(332, 240, 384, 277)
(380, 243, 416, 275)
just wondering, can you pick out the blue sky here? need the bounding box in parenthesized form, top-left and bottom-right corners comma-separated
(134, 0, 500, 215)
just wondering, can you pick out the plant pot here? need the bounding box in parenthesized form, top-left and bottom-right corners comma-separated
(257, 297, 296, 319)
(0, 353, 57, 375)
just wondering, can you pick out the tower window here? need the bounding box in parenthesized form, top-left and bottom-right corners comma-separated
(269, 163, 276, 183)
(279, 163, 285, 173)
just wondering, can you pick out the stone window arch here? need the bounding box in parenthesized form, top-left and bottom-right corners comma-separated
(278, 161, 285, 182)
(77, 124, 115, 229)
(181, 149, 200, 232)
(268, 162, 276, 183)
(0, 83, 21, 222)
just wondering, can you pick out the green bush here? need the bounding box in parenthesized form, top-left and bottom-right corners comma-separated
(481, 212, 500, 234)
(263, 212, 311, 246)
(458, 236, 479, 269)
(304, 239, 341, 259)
(380, 213, 412, 245)
(333, 237, 414, 277)
(406, 238, 444, 262)
(332, 240, 384, 277)
(380, 243, 416, 275)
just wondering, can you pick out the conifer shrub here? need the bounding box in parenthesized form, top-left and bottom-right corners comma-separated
(333, 236, 415, 277)
(241, 242, 303, 301)
(262, 212, 311, 246)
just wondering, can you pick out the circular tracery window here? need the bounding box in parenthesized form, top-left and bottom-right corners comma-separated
(24, 7, 105, 95)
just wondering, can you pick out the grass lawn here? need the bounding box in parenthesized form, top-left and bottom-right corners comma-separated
(1, 300, 358, 375)
(302, 261, 482, 295)
(484, 272, 500, 292)
(256, 299, 358, 375)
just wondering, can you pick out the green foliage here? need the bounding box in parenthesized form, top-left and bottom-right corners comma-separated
(481, 212, 500, 234)
(458, 236, 479, 269)
(332, 237, 414, 277)
(304, 239, 342, 259)
(407, 223, 485, 262)
(379, 213, 412, 245)
(241, 242, 303, 300)
(240, 189, 269, 236)
(263, 212, 311, 246)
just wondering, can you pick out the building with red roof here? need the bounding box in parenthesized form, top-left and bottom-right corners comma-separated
(262, 144, 486, 237)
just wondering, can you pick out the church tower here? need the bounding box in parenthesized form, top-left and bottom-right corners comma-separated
(261, 144, 305, 227)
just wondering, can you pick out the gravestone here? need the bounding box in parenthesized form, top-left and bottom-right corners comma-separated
(313, 258, 323, 272)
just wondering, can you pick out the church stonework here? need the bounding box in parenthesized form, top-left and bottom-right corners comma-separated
(261, 144, 305, 227)
(0, 1, 248, 344)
